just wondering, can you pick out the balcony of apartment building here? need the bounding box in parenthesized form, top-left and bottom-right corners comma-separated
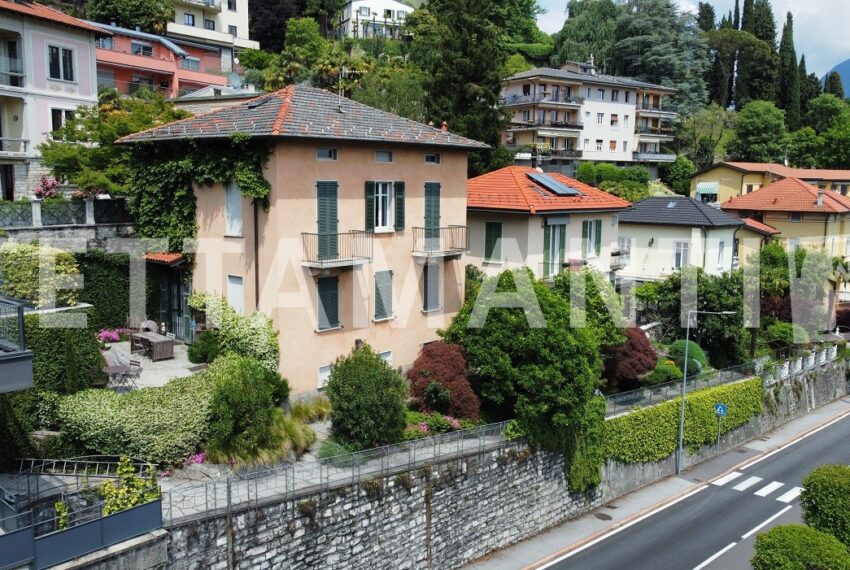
(301, 231, 374, 269)
(0, 298, 33, 393)
(637, 95, 678, 118)
(411, 226, 468, 260)
(636, 121, 676, 141)
(505, 142, 583, 160)
(174, 0, 222, 12)
(509, 116, 584, 133)
(501, 92, 585, 108)
(633, 146, 676, 162)
(0, 29, 24, 94)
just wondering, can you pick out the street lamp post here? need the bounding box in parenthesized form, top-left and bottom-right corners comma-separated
(676, 309, 737, 475)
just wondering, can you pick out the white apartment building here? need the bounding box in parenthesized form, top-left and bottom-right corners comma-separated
(337, 0, 411, 39)
(502, 61, 677, 178)
(0, 1, 101, 199)
(167, 0, 259, 73)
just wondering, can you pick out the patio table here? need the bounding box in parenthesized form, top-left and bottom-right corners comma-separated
(131, 332, 175, 362)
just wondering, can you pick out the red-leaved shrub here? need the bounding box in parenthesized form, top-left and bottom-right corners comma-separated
(407, 342, 480, 421)
(604, 328, 658, 391)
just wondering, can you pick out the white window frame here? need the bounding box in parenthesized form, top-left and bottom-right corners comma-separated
(225, 181, 243, 237)
(595, 140, 603, 152)
(226, 274, 245, 315)
(597, 88, 605, 100)
(596, 113, 604, 125)
(424, 153, 441, 165)
(585, 219, 600, 259)
(317, 147, 338, 161)
(623, 140, 629, 153)
(318, 364, 334, 389)
(609, 140, 616, 153)
(47, 44, 75, 82)
(624, 115, 630, 127)
(184, 13, 195, 26)
(717, 241, 725, 268)
(374, 181, 394, 232)
(375, 150, 393, 163)
(358, 5, 370, 16)
(379, 350, 393, 365)
(131, 41, 153, 57)
(674, 241, 690, 270)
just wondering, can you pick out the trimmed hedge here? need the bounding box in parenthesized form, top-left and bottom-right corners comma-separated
(605, 378, 763, 463)
(751, 524, 850, 570)
(0, 242, 80, 307)
(668, 339, 708, 376)
(76, 251, 130, 330)
(801, 464, 850, 547)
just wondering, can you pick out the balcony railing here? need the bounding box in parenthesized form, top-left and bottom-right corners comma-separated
(0, 298, 33, 393)
(638, 102, 678, 114)
(99, 79, 172, 98)
(610, 249, 629, 270)
(0, 138, 27, 155)
(506, 145, 583, 159)
(412, 226, 468, 258)
(0, 198, 133, 229)
(501, 93, 585, 106)
(175, 0, 222, 10)
(301, 231, 373, 268)
(637, 125, 676, 137)
(633, 151, 677, 162)
(510, 119, 584, 130)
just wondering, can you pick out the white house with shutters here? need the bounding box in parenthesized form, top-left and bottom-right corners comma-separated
(336, 0, 412, 39)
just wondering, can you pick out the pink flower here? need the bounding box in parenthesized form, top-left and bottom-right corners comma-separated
(418, 422, 429, 433)
(446, 416, 461, 430)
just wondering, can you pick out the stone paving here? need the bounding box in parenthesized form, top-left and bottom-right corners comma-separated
(101, 341, 198, 388)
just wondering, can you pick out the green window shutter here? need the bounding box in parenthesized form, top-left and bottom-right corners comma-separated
(394, 182, 405, 230)
(594, 219, 602, 257)
(365, 181, 375, 232)
(581, 220, 589, 258)
(543, 224, 551, 274)
(424, 183, 441, 229)
(375, 270, 393, 320)
(158, 271, 168, 327)
(317, 277, 339, 330)
(484, 222, 501, 261)
(317, 182, 339, 260)
(558, 224, 566, 267)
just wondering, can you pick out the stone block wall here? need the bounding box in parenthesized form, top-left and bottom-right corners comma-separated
(160, 361, 846, 570)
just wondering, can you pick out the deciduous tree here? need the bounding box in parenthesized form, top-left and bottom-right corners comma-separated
(86, 0, 174, 33)
(727, 100, 788, 163)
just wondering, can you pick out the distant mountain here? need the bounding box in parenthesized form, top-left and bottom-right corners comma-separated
(823, 59, 850, 94)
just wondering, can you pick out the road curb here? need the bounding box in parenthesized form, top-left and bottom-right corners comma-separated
(523, 399, 850, 570)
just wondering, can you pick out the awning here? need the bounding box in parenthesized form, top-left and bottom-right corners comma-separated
(144, 252, 185, 267)
(696, 181, 720, 196)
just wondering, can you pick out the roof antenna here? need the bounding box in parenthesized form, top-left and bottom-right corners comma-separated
(338, 67, 347, 114)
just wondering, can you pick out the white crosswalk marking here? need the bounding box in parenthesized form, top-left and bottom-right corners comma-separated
(733, 476, 763, 491)
(776, 487, 802, 503)
(712, 471, 744, 486)
(755, 481, 784, 497)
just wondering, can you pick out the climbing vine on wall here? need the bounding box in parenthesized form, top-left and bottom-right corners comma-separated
(127, 133, 272, 252)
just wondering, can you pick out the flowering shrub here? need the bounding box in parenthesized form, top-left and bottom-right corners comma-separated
(407, 341, 480, 420)
(402, 410, 475, 441)
(185, 452, 206, 465)
(96, 328, 133, 344)
(34, 176, 59, 199)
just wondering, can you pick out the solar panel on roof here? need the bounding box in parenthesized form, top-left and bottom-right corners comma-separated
(526, 172, 583, 196)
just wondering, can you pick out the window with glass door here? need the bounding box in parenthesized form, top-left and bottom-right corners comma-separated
(674, 241, 690, 269)
(484, 221, 502, 262)
(374, 182, 393, 231)
(717, 241, 725, 267)
(582, 220, 601, 259)
(544, 223, 566, 276)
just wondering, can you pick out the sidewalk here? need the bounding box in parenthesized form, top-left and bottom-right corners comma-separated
(463, 396, 850, 570)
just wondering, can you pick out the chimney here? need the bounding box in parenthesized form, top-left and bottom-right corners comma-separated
(427, 120, 434, 127)
(440, 121, 448, 132)
(818, 188, 824, 207)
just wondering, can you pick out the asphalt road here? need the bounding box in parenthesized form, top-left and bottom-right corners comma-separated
(543, 412, 850, 570)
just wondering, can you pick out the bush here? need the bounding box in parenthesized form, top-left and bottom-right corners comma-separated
(317, 438, 354, 460)
(659, 155, 695, 196)
(752, 524, 850, 570)
(290, 395, 332, 423)
(76, 252, 130, 330)
(763, 321, 809, 352)
(100, 457, 160, 516)
(643, 359, 682, 386)
(0, 242, 80, 307)
(598, 180, 650, 203)
(325, 344, 408, 450)
(204, 356, 294, 466)
(668, 339, 708, 376)
(0, 394, 34, 469)
(188, 294, 279, 372)
(576, 162, 597, 184)
(187, 330, 220, 364)
(801, 464, 850, 547)
(605, 328, 658, 391)
(622, 166, 651, 184)
(595, 163, 624, 183)
(407, 341, 480, 421)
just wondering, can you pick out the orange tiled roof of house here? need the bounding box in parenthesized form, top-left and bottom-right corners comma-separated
(467, 166, 631, 213)
(741, 217, 780, 236)
(722, 177, 850, 214)
(0, 0, 105, 33)
(144, 252, 185, 265)
(714, 161, 850, 181)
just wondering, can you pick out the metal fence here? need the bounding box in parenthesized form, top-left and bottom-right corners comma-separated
(92, 198, 132, 224)
(160, 421, 514, 526)
(0, 200, 32, 227)
(411, 225, 468, 256)
(41, 200, 86, 226)
(301, 231, 374, 266)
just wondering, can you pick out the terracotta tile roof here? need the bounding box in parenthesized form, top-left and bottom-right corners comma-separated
(119, 85, 489, 150)
(0, 1, 105, 33)
(740, 217, 780, 236)
(144, 252, 185, 266)
(721, 177, 850, 214)
(467, 166, 631, 213)
(620, 196, 743, 228)
(711, 161, 850, 182)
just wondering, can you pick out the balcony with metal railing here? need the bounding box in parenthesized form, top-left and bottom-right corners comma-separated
(301, 231, 373, 268)
(509, 119, 584, 131)
(412, 226, 468, 259)
(174, 0, 222, 11)
(501, 93, 585, 107)
(633, 150, 677, 162)
(0, 298, 33, 393)
(637, 102, 678, 116)
(506, 144, 583, 159)
(636, 125, 676, 138)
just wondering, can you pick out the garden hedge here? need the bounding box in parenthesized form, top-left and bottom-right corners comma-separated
(801, 464, 850, 547)
(605, 378, 763, 464)
(76, 251, 130, 330)
(751, 524, 850, 570)
(0, 242, 80, 307)
(668, 339, 708, 376)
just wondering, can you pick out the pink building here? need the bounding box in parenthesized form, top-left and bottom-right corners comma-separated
(88, 21, 227, 99)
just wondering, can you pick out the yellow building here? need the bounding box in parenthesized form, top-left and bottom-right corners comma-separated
(691, 162, 850, 205)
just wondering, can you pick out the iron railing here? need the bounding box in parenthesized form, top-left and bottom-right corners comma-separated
(412, 225, 468, 256)
(176, 0, 222, 9)
(93, 198, 132, 224)
(0, 198, 132, 229)
(510, 119, 584, 130)
(636, 125, 676, 136)
(0, 201, 32, 227)
(0, 298, 25, 352)
(301, 230, 373, 267)
(17, 456, 153, 478)
(539, 259, 586, 280)
(99, 79, 172, 97)
(501, 93, 585, 106)
(633, 151, 677, 162)
(638, 102, 678, 113)
(40, 200, 85, 226)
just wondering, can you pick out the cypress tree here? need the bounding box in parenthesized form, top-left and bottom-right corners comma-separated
(799, 55, 821, 116)
(697, 2, 716, 32)
(741, 0, 754, 31)
(735, 0, 777, 107)
(778, 12, 801, 130)
(733, 0, 740, 29)
(824, 71, 845, 100)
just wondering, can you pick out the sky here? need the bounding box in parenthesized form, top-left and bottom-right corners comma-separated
(535, 0, 847, 77)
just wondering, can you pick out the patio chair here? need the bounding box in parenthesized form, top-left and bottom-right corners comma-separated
(124, 359, 142, 389)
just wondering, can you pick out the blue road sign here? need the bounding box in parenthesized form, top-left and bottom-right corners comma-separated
(714, 403, 728, 417)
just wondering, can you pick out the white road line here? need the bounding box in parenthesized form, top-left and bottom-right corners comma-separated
(732, 476, 763, 491)
(692, 542, 737, 570)
(712, 471, 744, 486)
(534, 485, 709, 569)
(754, 481, 784, 497)
(741, 506, 793, 539)
(741, 409, 850, 471)
(776, 487, 802, 503)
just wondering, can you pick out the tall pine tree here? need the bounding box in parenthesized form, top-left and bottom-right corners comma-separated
(777, 12, 800, 130)
(735, 0, 777, 108)
(733, 0, 741, 29)
(824, 71, 846, 99)
(798, 55, 821, 117)
(697, 2, 715, 32)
